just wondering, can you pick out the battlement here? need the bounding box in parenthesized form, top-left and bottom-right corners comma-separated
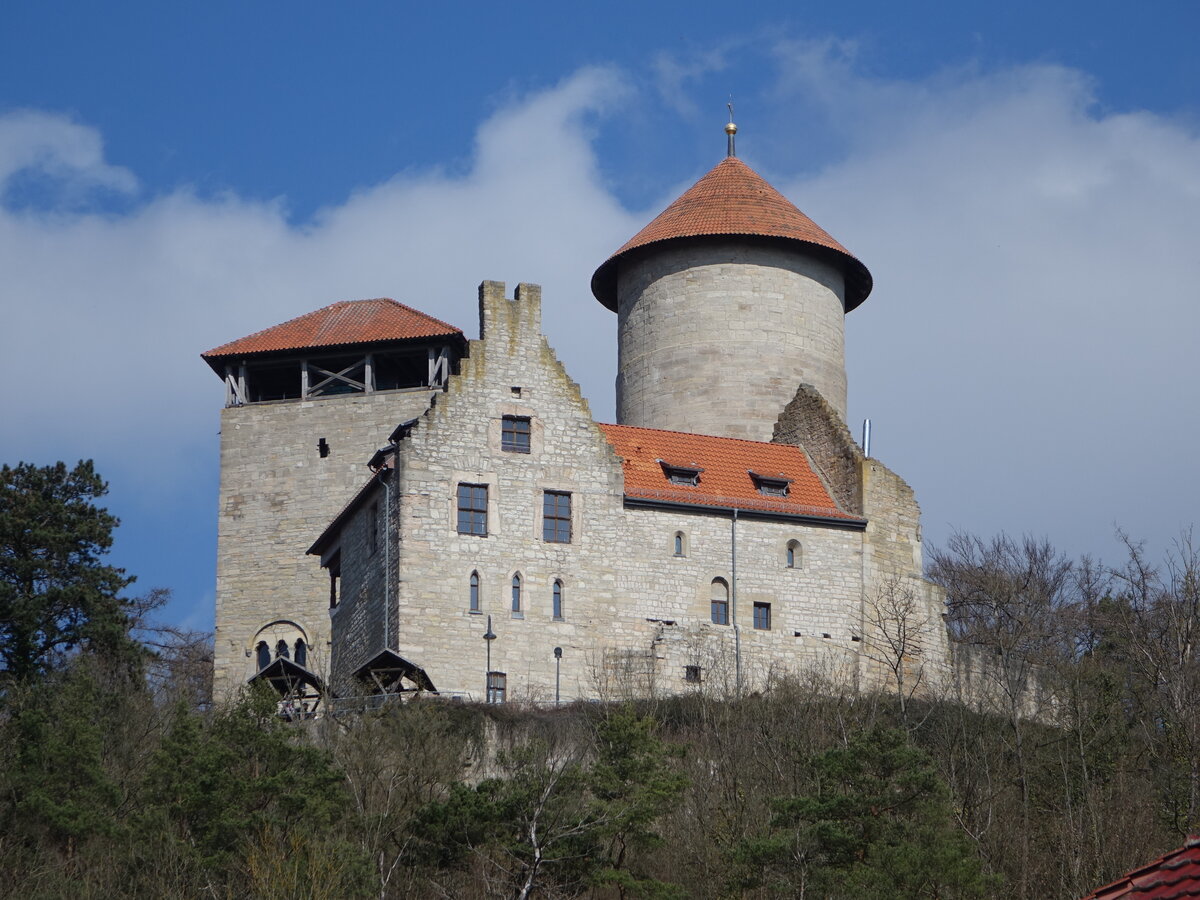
(479, 280, 542, 343)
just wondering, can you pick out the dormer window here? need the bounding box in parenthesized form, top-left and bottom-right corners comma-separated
(658, 459, 703, 487)
(749, 471, 792, 497)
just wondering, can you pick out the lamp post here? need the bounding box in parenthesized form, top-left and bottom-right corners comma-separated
(483, 615, 497, 703)
(554, 646, 562, 706)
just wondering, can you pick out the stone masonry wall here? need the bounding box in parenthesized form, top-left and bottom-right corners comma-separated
(213, 388, 436, 699)
(327, 281, 873, 702)
(616, 240, 848, 440)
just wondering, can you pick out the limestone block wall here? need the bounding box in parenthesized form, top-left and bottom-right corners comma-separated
(326, 281, 877, 702)
(213, 388, 436, 699)
(616, 240, 848, 440)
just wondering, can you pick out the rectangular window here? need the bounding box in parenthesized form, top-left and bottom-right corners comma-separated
(753, 602, 772, 630)
(543, 491, 572, 543)
(487, 671, 507, 703)
(684, 665, 702, 684)
(456, 483, 488, 536)
(501, 416, 531, 453)
(711, 598, 729, 626)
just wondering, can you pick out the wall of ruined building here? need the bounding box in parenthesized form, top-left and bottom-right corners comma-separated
(615, 240, 847, 441)
(213, 388, 436, 699)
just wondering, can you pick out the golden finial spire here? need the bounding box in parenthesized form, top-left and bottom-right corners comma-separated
(725, 99, 737, 157)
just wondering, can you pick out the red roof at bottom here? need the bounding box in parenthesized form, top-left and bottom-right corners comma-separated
(1083, 838, 1200, 899)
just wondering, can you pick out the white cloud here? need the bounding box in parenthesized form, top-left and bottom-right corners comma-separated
(766, 42, 1200, 560)
(2, 50, 1197, 626)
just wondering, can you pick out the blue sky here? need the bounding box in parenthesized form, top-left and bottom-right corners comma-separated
(2, 1, 1199, 631)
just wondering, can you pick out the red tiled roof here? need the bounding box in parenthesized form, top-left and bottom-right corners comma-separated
(591, 156, 872, 312)
(1083, 838, 1200, 899)
(598, 423, 862, 523)
(202, 298, 462, 365)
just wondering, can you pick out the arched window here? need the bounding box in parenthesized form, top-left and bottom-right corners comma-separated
(511, 574, 522, 613)
(294, 639, 307, 667)
(256, 641, 270, 670)
(674, 532, 684, 557)
(469, 571, 481, 612)
(276, 639, 290, 660)
(710, 578, 729, 625)
(786, 540, 801, 569)
(552, 580, 564, 620)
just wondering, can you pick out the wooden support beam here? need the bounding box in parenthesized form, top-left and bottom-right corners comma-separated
(428, 346, 449, 387)
(365, 353, 374, 393)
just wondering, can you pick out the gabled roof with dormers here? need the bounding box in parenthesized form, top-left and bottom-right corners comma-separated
(591, 156, 872, 312)
(598, 423, 863, 525)
(202, 298, 463, 372)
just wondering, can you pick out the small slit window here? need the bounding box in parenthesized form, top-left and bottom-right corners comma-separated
(511, 574, 522, 614)
(673, 531, 685, 557)
(469, 571, 481, 613)
(552, 579, 564, 620)
(786, 540, 801, 569)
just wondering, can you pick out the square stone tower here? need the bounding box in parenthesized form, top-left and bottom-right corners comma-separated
(202, 298, 466, 699)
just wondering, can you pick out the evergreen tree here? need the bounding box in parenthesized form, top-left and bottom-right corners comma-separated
(0, 460, 137, 681)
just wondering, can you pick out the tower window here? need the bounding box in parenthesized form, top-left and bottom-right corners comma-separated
(501, 416, 531, 453)
(456, 483, 488, 536)
(710, 578, 729, 626)
(255, 641, 270, 671)
(786, 540, 801, 569)
(753, 602, 772, 631)
(673, 532, 685, 557)
(294, 639, 307, 667)
(469, 571, 481, 613)
(276, 639, 290, 660)
(511, 574, 523, 614)
(552, 580, 564, 620)
(543, 491, 572, 543)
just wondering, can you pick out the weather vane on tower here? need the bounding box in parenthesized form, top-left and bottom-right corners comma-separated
(726, 99, 737, 157)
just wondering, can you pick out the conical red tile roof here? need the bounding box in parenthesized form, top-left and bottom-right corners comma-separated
(591, 156, 872, 311)
(202, 298, 463, 371)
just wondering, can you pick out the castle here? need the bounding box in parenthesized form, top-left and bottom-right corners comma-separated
(203, 127, 951, 709)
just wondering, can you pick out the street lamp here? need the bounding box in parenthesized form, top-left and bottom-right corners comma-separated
(483, 615, 497, 702)
(554, 646, 562, 706)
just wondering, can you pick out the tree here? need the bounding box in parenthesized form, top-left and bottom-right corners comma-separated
(0, 460, 137, 681)
(735, 727, 994, 898)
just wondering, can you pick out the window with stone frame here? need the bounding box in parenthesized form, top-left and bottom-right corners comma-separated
(552, 579, 564, 620)
(457, 483, 488, 536)
(511, 573, 523, 614)
(501, 415, 531, 453)
(469, 571, 481, 613)
(684, 664, 702, 684)
(753, 601, 772, 630)
(786, 540, 801, 569)
(711, 578, 730, 625)
(543, 491, 572, 543)
(674, 531, 685, 557)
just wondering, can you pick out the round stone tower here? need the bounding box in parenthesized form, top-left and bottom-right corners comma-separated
(591, 130, 872, 441)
